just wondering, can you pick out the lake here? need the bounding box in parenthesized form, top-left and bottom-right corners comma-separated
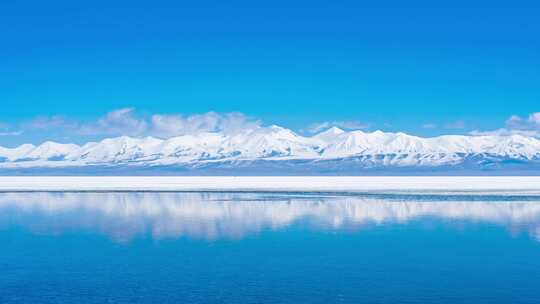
(1, 191, 540, 303)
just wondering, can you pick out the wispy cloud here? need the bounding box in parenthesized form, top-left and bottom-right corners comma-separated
(78, 108, 148, 137)
(0, 131, 22, 136)
(505, 112, 540, 130)
(304, 120, 369, 133)
(444, 120, 466, 130)
(15, 108, 262, 140)
(422, 123, 437, 129)
(469, 128, 539, 137)
(151, 112, 260, 137)
(469, 112, 540, 137)
(0, 122, 22, 137)
(23, 116, 71, 129)
(7, 108, 540, 144)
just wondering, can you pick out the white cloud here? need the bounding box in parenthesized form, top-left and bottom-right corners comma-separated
(305, 120, 369, 133)
(24, 116, 70, 129)
(469, 128, 539, 137)
(0, 131, 22, 136)
(503, 112, 540, 131)
(0, 122, 22, 136)
(469, 112, 540, 138)
(505, 115, 523, 129)
(422, 121, 466, 131)
(150, 112, 260, 137)
(444, 120, 466, 129)
(529, 112, 540, 126)
(78, 108, 148, 136)
(15, 108, 262, 140)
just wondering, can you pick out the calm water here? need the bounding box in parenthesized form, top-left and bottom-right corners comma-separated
(1, 192, 540, 303)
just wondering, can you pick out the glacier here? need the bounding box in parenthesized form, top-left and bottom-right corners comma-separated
(1, 125, 540, 174)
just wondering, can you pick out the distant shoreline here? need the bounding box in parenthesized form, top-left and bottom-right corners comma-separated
(1, 176, 539, 195)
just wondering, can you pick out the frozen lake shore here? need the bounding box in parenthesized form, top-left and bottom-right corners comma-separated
(0, 176, 539, 194)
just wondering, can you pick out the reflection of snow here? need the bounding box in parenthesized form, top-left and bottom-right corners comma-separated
(1, 192, 540, 242)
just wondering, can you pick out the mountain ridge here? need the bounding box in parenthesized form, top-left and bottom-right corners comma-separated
(1, 126, 540, 173)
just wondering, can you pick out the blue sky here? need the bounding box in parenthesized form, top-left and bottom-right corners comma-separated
(1, 0, 539, 146)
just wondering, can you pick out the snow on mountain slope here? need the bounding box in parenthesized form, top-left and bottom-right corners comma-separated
(312, 126, 345, 143)
(0, 125, 540, 170)
(0, 144, 36, 161)
(65, 136, 164, 163)
(24, 142, 80, 161)
(222, 125, 321, 159)
(158, 132, 225, 161)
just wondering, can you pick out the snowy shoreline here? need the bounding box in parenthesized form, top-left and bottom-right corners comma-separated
(0, 176, 539, 194)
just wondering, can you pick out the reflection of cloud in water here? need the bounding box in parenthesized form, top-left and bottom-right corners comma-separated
(1, 192, 540, 242)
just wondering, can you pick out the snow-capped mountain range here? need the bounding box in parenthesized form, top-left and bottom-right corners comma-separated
(1, 125, 540, 174)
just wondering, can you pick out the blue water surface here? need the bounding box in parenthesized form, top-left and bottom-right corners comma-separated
(0, 192, 539, 303)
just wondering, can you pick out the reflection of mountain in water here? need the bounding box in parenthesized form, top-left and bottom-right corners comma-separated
(1, 192, 540, 242)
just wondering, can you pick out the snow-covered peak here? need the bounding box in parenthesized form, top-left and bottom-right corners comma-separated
(313, 127, 345, 142)
(223, 126, 318, 158)
(0, 144, 37, 161)
(24, 141, 80, 160)
(1, 126, 540, 169)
